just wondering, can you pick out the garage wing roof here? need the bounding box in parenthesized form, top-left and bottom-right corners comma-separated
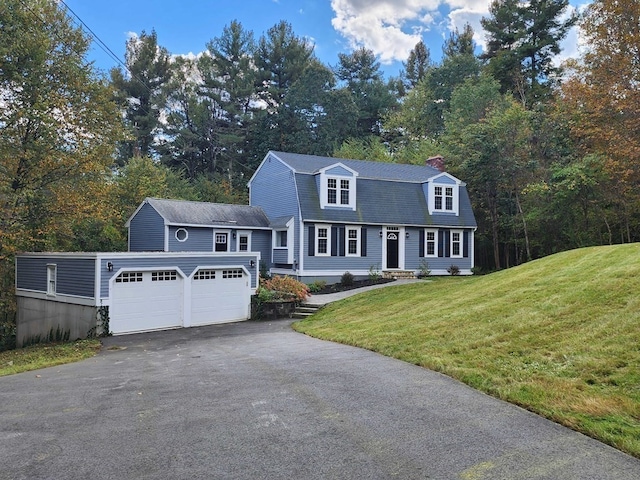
(142, 197, 271, 228)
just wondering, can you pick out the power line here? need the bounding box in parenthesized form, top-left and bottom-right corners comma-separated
(58, 0, 128, 74)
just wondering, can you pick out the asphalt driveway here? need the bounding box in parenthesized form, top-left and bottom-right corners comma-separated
(1, 319, 639, 480)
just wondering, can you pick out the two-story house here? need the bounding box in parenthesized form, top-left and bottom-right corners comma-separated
(248, 151, 476, 282)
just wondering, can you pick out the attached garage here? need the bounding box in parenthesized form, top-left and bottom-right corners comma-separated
(108, 264, 253, 335)
(190, 268, 250, 326)
(110, 270, 184, 334)
(15, 252, 260, 344)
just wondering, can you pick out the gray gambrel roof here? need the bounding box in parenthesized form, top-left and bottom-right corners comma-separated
(263, 151, 476, 228)
(269, 151, 443, 182)
(134, 197, 270, 228)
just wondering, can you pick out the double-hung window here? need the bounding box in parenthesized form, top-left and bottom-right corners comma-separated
(238, 234, 249, 252)
(430, 181, 458, 215)
(445, 187, 453, 211)
(327, 178, 337, 204)
(434, 186, 443, 210)
(425, 229, 437, 257)
(340, 179, 350, 205)
(316, 226, 330, 256)
(451, 230, 463, 258)
(47, 264, 57, 296)
(346, 227, 360, 256)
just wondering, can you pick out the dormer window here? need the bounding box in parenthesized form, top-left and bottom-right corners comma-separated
(326, 177, 351, 206)
(319, 163, 358, 210)
(427, 174, 461, 216)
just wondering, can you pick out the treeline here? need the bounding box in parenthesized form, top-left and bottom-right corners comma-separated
(1, 0, 639, 335)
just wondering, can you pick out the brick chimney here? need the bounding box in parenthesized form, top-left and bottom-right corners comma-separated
(426, 155, 445, 172)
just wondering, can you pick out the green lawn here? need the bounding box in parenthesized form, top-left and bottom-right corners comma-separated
(294, 244, 640, 458)
(0, 339, 101, 376)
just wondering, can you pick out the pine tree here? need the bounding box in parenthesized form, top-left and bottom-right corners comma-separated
(335, 47, 397, 136)
(111, 30, 171, 162)
(481, 0, 576, 103)
(403, 40, 431, 89)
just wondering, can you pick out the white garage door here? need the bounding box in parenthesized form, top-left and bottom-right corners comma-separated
(110, 270, 183, 334)
(191, 268, 250, 326)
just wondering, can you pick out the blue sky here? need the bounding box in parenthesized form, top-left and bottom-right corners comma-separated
(62, 0, 591, 79)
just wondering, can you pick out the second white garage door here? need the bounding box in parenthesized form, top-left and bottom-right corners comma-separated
(191, 268, 250, 326)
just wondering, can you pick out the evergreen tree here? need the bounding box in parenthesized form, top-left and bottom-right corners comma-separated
(334, 47, 397, 136)
(111, 30, 171, 162)
(250, 21, 315, 158)
(403, 40, 431, 89)
(481, 0, 576, 103)
(199, 20, 258, 184)
(254, 21, 314, 109)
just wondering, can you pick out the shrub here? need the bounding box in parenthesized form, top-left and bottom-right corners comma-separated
(308, 280, 327, 293)
(368, 264, 381, 281)
(340, 271, 354, 287)
(447, 264, 460, 276)
(418, 260, 431, 278)
(259, 275, 309, 303)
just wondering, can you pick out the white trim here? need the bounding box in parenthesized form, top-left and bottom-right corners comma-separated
(381, 226, 405, 270)
(450, 229, 463, 258)
(164, 225, 169, 251)
(315, 224, 331, 256)
(318, 163, 358, 211)
(345, 227, 360, 257)
(427, 173, 462, 216)
(236, 230, 251, 252)
(424, 228, 438, 258)
(46, 264, 57, 297)
(175, 227, 189, 242)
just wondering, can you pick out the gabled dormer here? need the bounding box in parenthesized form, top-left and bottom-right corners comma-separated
(317, 163, 358, 211)
(425, 172, 464, 216)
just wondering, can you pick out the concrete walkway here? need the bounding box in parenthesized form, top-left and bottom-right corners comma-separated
(305, 278, 423, 306)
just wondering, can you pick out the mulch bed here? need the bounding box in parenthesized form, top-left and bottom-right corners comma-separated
(312, 278, 395, 295)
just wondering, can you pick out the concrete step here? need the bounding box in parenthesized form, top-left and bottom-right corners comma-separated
(292, 303, 323, 319)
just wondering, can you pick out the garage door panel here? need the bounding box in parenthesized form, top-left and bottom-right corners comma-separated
(110, 271, 183, 334)
(191, 268, 249, 326)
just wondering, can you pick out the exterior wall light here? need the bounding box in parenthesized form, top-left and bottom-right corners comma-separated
(107, 261, 113, 272)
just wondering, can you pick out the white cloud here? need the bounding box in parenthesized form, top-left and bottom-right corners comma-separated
(330, 0, 588, 66)
(330, 0, 442, 64)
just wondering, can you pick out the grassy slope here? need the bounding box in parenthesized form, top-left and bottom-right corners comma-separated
(294, 244, 640, 457)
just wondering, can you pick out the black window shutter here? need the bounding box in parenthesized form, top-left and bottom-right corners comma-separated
(463, 231, 469, 258)
(419, 229, 425, 257)
(445, 230, 451, 257)
(339, 227, 346, 256)
(331, 226, 338, 256)
(308, 225, 315, 256)
(361, 227, 367, 257)
(438, 229, 444, 257)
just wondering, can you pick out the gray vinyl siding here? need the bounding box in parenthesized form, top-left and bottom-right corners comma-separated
(249, 231, 272, 269)
(249, 153, 301, 268)
(129, 203, 165, 251)
(16, 256, 96, 298)
(304, 224, 383, 271)
(168, 226, 213, 252)
(324, 165, 355, 177)
(99, 255, 259, 297)
(273, 249, 289, 265)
